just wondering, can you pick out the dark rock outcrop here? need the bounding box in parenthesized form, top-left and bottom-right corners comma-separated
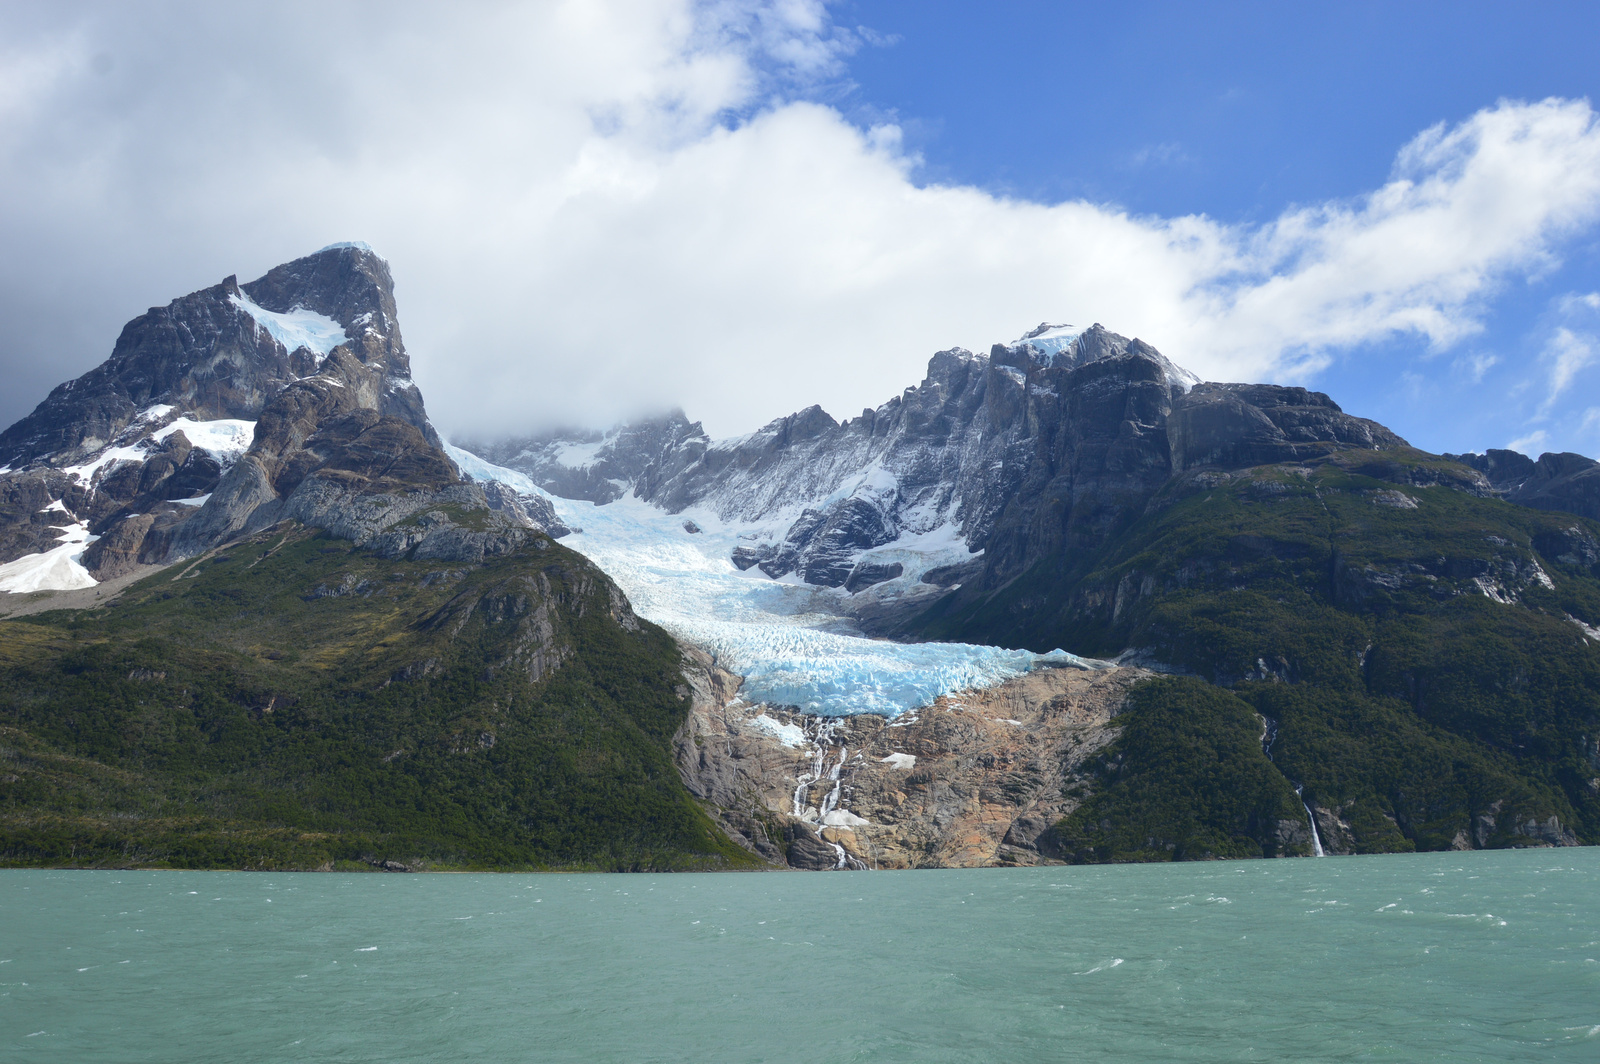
(1448, 449, 1600, 522)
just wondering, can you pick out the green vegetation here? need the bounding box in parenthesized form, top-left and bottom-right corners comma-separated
(0, 524, 759, 871)
(1053, 677, 1307, 862)
(927, 452, 1600, 859)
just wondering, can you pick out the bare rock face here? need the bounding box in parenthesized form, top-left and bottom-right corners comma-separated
(673, 649, 1148, 869)
(1449, 448, 1600, 522)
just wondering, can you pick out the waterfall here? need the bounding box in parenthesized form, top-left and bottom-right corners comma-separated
(1296, 785, 1327, 858)
(1258, 714, 1327, 857)
(789, 718, 869, 870)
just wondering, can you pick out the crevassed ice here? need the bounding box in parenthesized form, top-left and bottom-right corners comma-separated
(553, 495, 1087, 716)
(229, 291, 349, 360)
(449, 445, 1098, 716)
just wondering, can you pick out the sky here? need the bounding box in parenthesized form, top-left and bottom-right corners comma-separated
(2, 1, 1599, 458)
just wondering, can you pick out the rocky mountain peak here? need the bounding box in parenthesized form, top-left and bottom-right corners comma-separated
(0, 242, 429, 474)
(0, 245, 571, 594)
(1006, 321, 1202, 392)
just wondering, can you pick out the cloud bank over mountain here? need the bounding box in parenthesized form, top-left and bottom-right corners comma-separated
(2, 1, 1599, 440)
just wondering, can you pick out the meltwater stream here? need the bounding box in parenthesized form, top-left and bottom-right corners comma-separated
(4, 850, 1597, 1063)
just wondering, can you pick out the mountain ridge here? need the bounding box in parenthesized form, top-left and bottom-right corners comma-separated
(4, 246, 1600, 867)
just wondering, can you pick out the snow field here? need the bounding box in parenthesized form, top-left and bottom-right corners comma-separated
(5, 411, 258, 594)
(0, 519, 96, 593)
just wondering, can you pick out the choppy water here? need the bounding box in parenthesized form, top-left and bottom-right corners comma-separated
(3, 850, 1597, 1062)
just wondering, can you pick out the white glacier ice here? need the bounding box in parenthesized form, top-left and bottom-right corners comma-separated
(1013, 323, 1081, 363)
(229, 291, 349, 361)
(443, 443, 541, 495)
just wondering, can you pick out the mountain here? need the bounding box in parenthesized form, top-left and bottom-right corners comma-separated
(462, 324, 1416, 628)
(0, 246, 749, 871)
(5, 250, 1599, 869)
(0, 243, 568, 593)
(461, 323, 1600, 861)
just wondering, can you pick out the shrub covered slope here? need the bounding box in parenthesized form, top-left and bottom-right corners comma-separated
(924, 450, 1600, 860)
(0, 524, 757, 870)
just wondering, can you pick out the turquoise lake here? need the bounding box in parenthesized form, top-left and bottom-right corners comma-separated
(2, 849, 1597, 1062)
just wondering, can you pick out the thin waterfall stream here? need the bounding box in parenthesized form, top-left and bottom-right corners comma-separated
(1257, 714, 1326, 857)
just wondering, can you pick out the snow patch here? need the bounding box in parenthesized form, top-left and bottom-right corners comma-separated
(316, 241, 376, 254)
(61, 444, 150, 486)
(878, 753, 917, 769)
(0, 521, 97, 593)
(153, 418, 255, 465)
(552, 440, 605, 469)
(748, 713, 808, 748)
(60, 417, 255, 488)
(230, 291, 349, 361)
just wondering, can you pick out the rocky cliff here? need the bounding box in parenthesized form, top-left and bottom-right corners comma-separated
(673, 648, 1147, 868)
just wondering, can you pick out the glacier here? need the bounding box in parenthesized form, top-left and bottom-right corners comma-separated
(450, 444, 1103, 717)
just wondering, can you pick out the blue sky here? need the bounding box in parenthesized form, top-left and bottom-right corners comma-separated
(1, 1, 1599, 456)
(829, 1, 1600, 456)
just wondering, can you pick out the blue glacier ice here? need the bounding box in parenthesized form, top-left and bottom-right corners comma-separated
(446, 443, 1104, 717)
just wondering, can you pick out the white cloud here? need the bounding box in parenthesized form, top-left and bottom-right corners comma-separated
(1508, 429, 1550, 454)
(1453, 351, 1500, 384)
(1542, 326, 1598, 408)
(1, 4, 1600, 441)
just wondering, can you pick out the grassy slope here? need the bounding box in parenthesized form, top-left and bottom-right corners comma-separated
(924, 452, 1600, 860)
(0, 524, 758, 871)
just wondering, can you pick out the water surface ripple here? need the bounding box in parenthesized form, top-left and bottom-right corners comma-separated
(2, 849, 1597, 1062)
